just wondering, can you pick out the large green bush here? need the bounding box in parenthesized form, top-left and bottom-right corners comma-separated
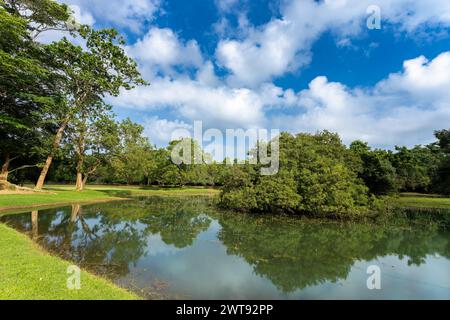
(219, 131, 373, 217)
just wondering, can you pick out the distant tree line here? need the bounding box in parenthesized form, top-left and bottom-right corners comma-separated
(219, 130, 450, 217)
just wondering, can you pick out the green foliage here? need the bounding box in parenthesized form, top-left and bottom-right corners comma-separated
(350, 141, 397, 194)
(219, 130, 449, 217)
(219, 165, 257, 211)
(255, 170, 301, 214)
(1, 1, 448, 212)
(0, 1, 147, 188)
(433, 129, 450, 195)
(2, 0, 70, 37)
(220, 131, 373, 217)
(390, 145, 439, 192)
(108, 119, 155, 184)
(0, 4, 55, 154)
(45, 26, 146, 105)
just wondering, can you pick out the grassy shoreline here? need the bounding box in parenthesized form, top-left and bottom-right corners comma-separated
(0, 223, 139, 300)
(396, 194, 450, 210)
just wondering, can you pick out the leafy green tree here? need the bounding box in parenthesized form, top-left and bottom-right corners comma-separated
(0, 1, 69, 189)
(65, 105, 118, 190)
(220, 131, 372, 217)
(2, 0, 71, 38)
(35, 26, 146, 189)
(219, 165, 258, 211)
(109, 119, 154, 185)
(255, 170, 301, 214)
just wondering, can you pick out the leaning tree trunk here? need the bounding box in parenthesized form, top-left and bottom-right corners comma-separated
(0, 153, 11, 190)
(35, 119, 69, 190)
(82, 174, 89, 189)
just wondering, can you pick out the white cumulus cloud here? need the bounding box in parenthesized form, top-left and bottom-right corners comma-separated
(275, 52, 450, 147)
(126, 27, 204, 75)
(216, 0, 450, 87)
(60, 0, 161, 32)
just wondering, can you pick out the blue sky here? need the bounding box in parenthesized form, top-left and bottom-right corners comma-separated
(52, 0, 450, 148)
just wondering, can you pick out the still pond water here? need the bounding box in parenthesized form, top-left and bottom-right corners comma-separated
(1, 196, 449, 299)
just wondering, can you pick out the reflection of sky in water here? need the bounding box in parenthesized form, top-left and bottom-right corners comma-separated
(130, 220, 290, 299)
(1, 200, 449, 300)
(127, 220, 450, 300)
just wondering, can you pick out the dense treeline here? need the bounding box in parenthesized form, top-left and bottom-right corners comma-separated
(219, 130, 450, 217)
(350, 136, 449, 195)
(0, 1, 448, 217)
(41, 122, 232, 187)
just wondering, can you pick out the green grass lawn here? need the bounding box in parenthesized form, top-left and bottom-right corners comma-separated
(0, 223, 139, 300)
(396, 193, 450, 209)
(0, 184, 220, 212)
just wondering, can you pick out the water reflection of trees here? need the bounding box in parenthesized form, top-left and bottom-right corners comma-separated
(217, 211, 450, 293)
(1, 200, 449, 294)
(133, 197, 213, 248)
(0, 197, 214, 278)
(87, 197, 213, 248)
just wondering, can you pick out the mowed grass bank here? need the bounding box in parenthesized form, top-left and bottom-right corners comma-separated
(0, 223, 139, 300)
(0, 184, 220, 212)
(396, 193, 450, 210)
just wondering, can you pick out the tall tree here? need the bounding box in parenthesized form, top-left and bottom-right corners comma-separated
(0, 1, 68, 189)
(66, 103, 118, 190)
(109, 119, 154, 185)
(35, 26, 146, 189)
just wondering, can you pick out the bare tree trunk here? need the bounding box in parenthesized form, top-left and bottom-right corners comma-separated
(75, 139, 85, 191)
(75, 171, 84, 191)
(35, 155, 53, 190)
(75, 144, 84, 191)
(0, 153, 11, 190)
(74, 112, 87, 192)
(35, 119, 69, 190)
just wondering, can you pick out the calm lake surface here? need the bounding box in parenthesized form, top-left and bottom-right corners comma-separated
(1, 196, 449, 299)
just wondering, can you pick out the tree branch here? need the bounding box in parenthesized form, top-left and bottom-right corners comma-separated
(9, 164, 38, 174)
